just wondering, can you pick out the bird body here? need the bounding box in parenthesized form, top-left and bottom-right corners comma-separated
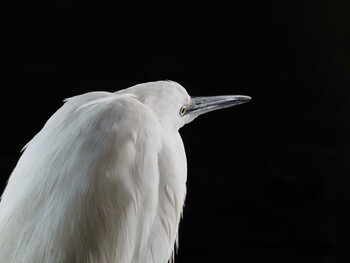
(0, 81, 250, 262)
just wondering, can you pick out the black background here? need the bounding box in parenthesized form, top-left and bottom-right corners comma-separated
(1, 1, 350, 262)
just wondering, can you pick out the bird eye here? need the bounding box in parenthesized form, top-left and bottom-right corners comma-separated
(179, 105, 187, 116)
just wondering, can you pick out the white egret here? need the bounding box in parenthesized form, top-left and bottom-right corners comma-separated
(0, 80, 250, 263)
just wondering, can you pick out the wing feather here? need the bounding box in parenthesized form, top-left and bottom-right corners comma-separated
(0, 92, 164, 263)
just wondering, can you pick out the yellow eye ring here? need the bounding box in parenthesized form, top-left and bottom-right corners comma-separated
(179, 105, 187, 116)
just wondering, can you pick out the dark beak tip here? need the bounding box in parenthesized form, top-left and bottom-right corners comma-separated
(237, 95, 252, 103)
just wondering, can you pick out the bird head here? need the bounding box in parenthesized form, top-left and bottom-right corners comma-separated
(116, 80, 251, 131)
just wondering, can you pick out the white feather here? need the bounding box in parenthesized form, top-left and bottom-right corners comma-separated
(0, 81, 188, 263)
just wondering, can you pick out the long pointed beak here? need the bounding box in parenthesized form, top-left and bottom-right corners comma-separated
(187, 95, 251, 117)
